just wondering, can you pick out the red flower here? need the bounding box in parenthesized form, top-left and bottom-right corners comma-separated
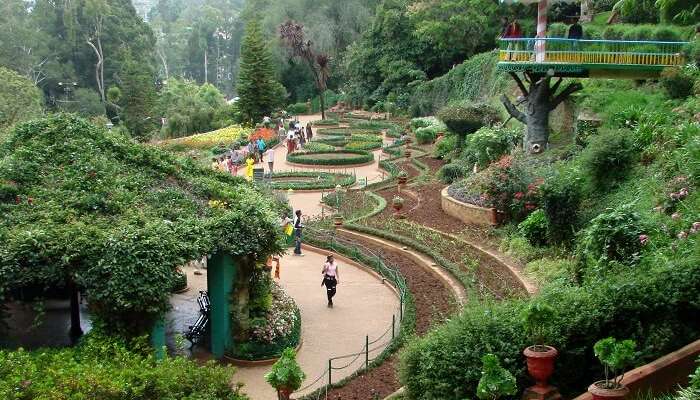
(524, 202, 536, 210)
(514, 192, 524, 200)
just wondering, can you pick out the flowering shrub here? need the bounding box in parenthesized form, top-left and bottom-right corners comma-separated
(162, 125, 251, 149)
(249, 127, 276, 142)
(461, 127, 522, 169)
(250, 283, 300, 344)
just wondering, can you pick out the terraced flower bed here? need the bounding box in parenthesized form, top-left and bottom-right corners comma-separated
(269, 171, 356, 190)
(287, 149, 374, 166)
(317, 127, 383, 136)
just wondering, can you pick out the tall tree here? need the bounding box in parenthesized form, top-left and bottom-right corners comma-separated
(237, 19, 285, 124)
(0, 67, 44, 131)
(279, 21, 331, 119)
(118, 52, 158, 141)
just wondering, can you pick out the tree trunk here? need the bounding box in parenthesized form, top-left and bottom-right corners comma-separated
(204, 49, 208, 84)
(319, 90, 326, 120)
(501, 73, 583, 153)
(68, 280, 83, 341)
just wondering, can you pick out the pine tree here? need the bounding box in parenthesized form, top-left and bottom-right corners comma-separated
(237, 19, 285, 124)
(119, 52, 157, 141)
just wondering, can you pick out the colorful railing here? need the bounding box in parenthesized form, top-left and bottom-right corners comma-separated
(498, 38, 688, 67)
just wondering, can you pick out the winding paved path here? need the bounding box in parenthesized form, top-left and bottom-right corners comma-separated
(171, 245, 400, 400)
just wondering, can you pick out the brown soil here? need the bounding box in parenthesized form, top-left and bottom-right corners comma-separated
(420, 157, 446, 174)
(376, 187, 419, 219)
(394, 159, 421, 179)
(408, 181, 467, 234)
(324, 232, 456, 400)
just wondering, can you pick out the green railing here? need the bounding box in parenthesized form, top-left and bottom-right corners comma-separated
(498, 38, 688, 66)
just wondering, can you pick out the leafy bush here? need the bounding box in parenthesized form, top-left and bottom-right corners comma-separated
(593, 337, 637, 388)
(540, 166, 584, 243)
(657, 0, 700, 24)
(269, 171, 355, 190)
(616, 0, 659, 23)
(0, 332, 247, 399)
(580, 129, 636, 188)
(435, 134, 458, 159)
(345, 141, 382, 151)
(265, 348, 306, 391)
(476, 354, 517, 400)
(661, 67, 697, 99)
(303, 142, 336, 152)
(287, 102, 309, 115)
(461, 127, 522, 169)
(576, 204, 648, 277)
(410, 116, 439, 130)
(437, 103, 501, 136)
(415, 126, 438, 144)
(400, 254, 700, 399)
(518, 209, 550, 246)
(439, 162, 469, 184)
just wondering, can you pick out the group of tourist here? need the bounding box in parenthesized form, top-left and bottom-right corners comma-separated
(211, 137, 276, 181)
(283, 120, 313, 154)
(500, 16, 584, 60)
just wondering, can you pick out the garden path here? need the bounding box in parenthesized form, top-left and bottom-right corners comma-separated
(171, 245, 400, 400)
(241, 114, 394, 217)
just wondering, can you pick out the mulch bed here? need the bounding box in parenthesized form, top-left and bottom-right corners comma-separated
(324, 232, 456, 400)
(408, 181, 467, 234)
(375, 186, 419, 219)
(420, 157, 446, 174)
(394, 159, 420, 179)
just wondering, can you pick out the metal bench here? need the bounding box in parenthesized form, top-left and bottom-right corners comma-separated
(184, 291, 210, 347)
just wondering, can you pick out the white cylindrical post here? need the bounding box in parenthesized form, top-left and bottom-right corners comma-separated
(535, 0, 548, 63)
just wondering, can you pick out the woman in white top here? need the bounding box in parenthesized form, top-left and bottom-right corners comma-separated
(322, 255, 340, 308)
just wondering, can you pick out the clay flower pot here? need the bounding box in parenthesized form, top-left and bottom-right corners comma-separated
(523, 345, 558, 388)
(398, 176, 408, 185)
(405, 150, 412, 158)
(333, 215, 344, 226)
(392, 202, 404, 212)
(277, 386, 293, 400)
(588, 381, 630, 400)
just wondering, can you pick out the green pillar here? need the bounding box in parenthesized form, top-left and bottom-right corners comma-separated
(150, 317, 166, 360)
(207, 252, 236, 358)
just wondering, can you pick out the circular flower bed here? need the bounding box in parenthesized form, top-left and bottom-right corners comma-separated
(345, 141, 382, 151)
(317, 127, 383, 136)
(287, 149, 374, 166)
(270, 171, 356, 190)
(227, 283, 301, 361)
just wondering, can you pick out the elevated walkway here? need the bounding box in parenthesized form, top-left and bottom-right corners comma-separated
(497, 38, 689, 78)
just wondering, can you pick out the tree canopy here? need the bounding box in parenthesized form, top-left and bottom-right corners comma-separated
(0, 67, 44, 132)
(0, 114, 283, 334)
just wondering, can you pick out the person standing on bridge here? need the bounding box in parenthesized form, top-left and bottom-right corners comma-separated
(322, 255, 340, 308)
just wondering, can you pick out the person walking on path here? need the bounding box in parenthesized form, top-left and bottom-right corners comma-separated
(256, 138, 266, 162)
(293, 210, 304, 256)
(245, 156, 255, 182)
(287, 129, 296, 153)
(247, 140, 257, 162)
(298, 129, 306, 149)
(264, 147, 275, 176)
(306, 123, 313, 141)
(321, 255, 340, 308)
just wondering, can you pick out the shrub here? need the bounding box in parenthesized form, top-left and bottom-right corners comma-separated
(303, 142, 336, 152)
(617, 0, 659, 23)
(580, 129, 636, 188)
(265, 348, 305, 391)
(593, 337, 637, 388)
(476, 354, 517, 400)
(439, 162, 469, 183)
(415, 126, 438, 144)
(540, 166, 584, 243)
(400, 257, 700, 399)
(660, 67, 696, 100)
(435, 134, 458, 159)
(518, 209, 550, 246)
(576, 204, 648, 278)
(462, 127, 522, 169)
(287, 102, 309, 115)
(437, 103, 501, 137)
(345, 141, 382, 151)
(286, 149, 374, 166)
(410, 116, 439, 130)
(0, 332, 247, 399)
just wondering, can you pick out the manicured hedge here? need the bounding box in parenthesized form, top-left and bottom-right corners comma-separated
(313, 137, 349, 147)
(287, 149, 374, 166)
(269, 171, 356, 190)
(345, 141, 382, 151)
(311, 119, 339, 126)
(399, 253, 700, 399)
(318, 127, 383, 136)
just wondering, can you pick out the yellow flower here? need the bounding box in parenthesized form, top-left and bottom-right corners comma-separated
(163, 125, 253, 149)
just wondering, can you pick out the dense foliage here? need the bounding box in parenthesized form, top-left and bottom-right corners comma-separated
(0, 67, 43, 132)
(0, 332, 248, 399)
(0, 115, 283, 334)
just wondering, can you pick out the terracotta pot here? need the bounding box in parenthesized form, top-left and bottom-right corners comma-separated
(405, 150, 412, 158)
(523, 345, 558, 388)
(392, 202, 404, 212)
(333, 215, 344, 226)
(277, 386, 294, 400)
(398, 176, 407, 185)
(588, 381, 630, 400)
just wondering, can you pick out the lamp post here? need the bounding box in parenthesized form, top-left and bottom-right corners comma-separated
(57, 81, 78, 101)
(105, 122, 114, 131)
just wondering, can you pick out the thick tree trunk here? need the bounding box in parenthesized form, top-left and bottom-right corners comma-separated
(501, 73, 583, 153)
(68, 280, 83, 341)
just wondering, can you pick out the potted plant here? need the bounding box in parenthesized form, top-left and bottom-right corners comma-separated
(522, 302, 558, 388)
(392, 196, 404, 213)
(265, 347, 306, 400)
(398, 171, 408, 185)
(405, 148, 412, 158)
(588, 337, 636, 400)
(476, 353, 517, 400)
(333, 213, 344, 227)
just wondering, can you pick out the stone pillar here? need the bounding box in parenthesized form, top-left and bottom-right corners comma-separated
(207, 252, 236, 358)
